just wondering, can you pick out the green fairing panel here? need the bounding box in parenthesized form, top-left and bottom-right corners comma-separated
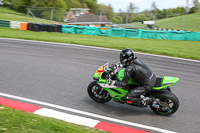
(93, 72, 100, 78)
(153, 76, 180, 90)
(104, 88, 128, 101)
(117, 69, 139, 85)
(93, 72, 106, 83)
(162, 76, 180, 83)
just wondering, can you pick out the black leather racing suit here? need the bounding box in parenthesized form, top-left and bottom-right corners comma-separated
(114, 57, 156, 101)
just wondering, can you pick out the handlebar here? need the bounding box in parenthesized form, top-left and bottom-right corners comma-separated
(105, 63, 123, 84)
(109, 63, 123, 69)
(107, 63, 123, 76)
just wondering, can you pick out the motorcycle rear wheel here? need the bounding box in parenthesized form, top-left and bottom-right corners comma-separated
(150, 91, 179, 116)
(87, 81, 112, 103)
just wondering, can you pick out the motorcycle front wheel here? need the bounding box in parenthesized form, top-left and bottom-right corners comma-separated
(87, 81, 112, 103)
(150, 91, 179, 116)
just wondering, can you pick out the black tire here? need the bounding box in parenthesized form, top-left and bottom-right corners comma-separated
(150, 91, 179, 116)
(87, 81, 112, 103)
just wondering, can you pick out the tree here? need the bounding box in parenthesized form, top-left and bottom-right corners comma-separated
(128, 2, 135, 13)
(176, 7, 187, 15)
(64, 0, 98, 10)
(142, 10, 153, 20)
(81, 0, 98, 10)
(118, 9, 126, 23)
(98, 4, 114, 20)
(65, 0, 81, 9)
(192, 0, 200, 9)
(151, 1, 158, 11)
(189, 0, 200, 13)
(112, 13, 122, 24)
(189, 6, 199, 13)
(13, 0, 35, 13)
(185, 0, 190, 13)
(33, 0, 66, 21)
(1, 0, 16, 8)
(126, 2, 137, 23)
(133, 14, 149, 22)
(34, 0, 66, 8)
(151, 1, 158, 20)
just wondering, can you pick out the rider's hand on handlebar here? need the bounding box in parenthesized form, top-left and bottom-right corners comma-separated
(116, 62, 123, 68)
(110, 63, 122, 70)
(109, 64, 116, 69)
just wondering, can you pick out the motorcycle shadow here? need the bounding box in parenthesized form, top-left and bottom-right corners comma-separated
(84, 97, 156, 116)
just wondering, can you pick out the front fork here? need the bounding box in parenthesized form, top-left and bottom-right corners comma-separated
(98, 87, 105, 95)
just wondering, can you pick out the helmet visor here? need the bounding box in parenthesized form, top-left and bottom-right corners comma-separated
(120, 53, 128, 67)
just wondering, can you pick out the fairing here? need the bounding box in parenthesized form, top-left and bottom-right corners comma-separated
(93, 63, 108, 83)
(153, 76, 180, 90)
(92, 63, 179, 101)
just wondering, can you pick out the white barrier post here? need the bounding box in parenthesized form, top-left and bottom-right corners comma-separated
(10, 21, 21, 29)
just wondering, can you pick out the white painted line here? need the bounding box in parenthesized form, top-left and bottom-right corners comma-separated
(0, 97, 149, 133)
(0, 92, 177, 133)
(34, 108, 100, 128)
(0, 37, 199, 63)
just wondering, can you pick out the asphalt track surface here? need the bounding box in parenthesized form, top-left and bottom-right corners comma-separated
(0, 38, 200, 133)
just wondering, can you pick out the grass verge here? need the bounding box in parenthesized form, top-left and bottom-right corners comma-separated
(0, 105, 105, 133)
(130, 12, 200, 32)
(155, 12, 200, 32)
(0, 27, 200, 60)
(0, 7, 63, 24)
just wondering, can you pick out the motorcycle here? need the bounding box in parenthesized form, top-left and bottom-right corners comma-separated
(87, 62, 180, 116)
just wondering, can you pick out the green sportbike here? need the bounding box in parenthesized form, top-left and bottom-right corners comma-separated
(87, 62, 179, 116)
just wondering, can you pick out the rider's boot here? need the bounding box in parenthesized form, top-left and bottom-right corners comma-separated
(124, 91, 141, 103)
(124, 88, 147, 104)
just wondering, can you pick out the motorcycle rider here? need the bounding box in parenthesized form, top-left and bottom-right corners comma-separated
(112, 48, 156, 103)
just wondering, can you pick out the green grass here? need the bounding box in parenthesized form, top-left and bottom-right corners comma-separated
(129, 12, 200, 32)
(0, 6, 25, 16)
(0, 106, 105, 133)
(0, 27, 200, 60)
(0, 7, 63, 24)
(155, 12, 200, 32)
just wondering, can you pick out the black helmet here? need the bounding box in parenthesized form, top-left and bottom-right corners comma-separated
(120, 48, 135, 67)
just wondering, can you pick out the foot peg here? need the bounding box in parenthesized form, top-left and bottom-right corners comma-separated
(140, 95, 152, 106)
